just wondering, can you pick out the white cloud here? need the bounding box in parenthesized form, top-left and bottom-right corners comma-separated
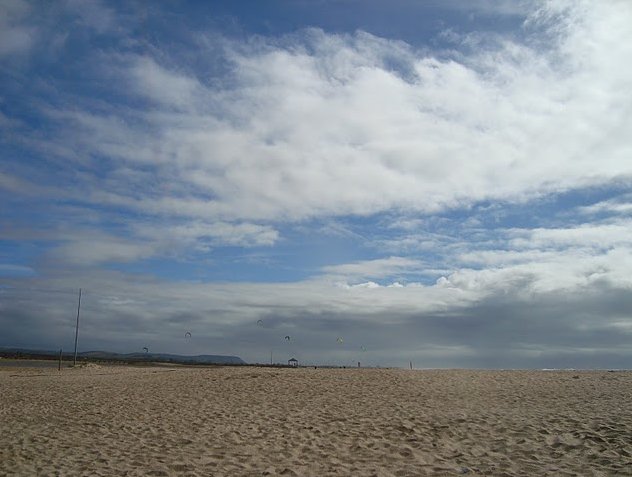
(0, 263, 35, 276)
(3, 239, 632, 365)
(63, 0, 115, 34)
(128, 56, 204, 110)
(322, 256, 423, 281)
(50, 235, 156, 265)
(0, 0, 36, 57)
(457, 249, 560, 267)
(16, 1, 629, 224)
(510, 220, 632, 250)
(578, 196, 632, 216)
(444, 247, 632, 295)
(134, 221, 279, 250)
(0, 172, 38, 195)
(31, 220, 278, 266)
(0, 0, 118, 60)
(342, 281, 380, 289)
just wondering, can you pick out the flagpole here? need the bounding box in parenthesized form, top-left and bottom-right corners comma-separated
(73, 288, 82, 366)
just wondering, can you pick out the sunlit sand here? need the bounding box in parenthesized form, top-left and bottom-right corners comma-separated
(1, 366, 630, 475)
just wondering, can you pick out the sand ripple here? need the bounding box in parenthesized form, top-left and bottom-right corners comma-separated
(1, 367, 631, 476)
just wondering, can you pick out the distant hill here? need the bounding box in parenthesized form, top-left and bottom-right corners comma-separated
(0, 347, 246, 365)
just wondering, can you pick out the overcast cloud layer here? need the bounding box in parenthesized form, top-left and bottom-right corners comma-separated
(1, 0, 632, 368)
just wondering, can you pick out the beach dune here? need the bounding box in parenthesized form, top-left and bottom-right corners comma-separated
(1, 366, 631, 476)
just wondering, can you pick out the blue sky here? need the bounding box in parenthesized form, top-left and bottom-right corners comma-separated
(1, 0, 632, 368)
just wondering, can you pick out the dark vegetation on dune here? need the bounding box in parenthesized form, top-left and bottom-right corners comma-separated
(0, 347, 246, 366)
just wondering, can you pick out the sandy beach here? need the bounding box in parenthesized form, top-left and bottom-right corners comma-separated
(1, 365, 631, 476)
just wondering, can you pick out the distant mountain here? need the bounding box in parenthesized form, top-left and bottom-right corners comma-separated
(0, 347, 245, 365)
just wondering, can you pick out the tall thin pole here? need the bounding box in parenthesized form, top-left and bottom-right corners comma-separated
(73, 288, 82, 366)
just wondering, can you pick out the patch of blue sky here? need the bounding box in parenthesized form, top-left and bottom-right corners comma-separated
(0, 241, 39, 278)
(4, 181, 630, 284)
(106, 219, 373, 283)
(106, 250, 295, 284)
(417, 183, 632, 232)
(174, 0, 528, 46)
(284, 222, 373, 266)
(325, 185, 632, 276)
(0, 264, 35, 278)
(547, 181, 632, 220)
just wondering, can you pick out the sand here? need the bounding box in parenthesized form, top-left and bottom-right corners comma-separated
(1, 366, 631, 476)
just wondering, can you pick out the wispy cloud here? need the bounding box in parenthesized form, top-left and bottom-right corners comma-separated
(322, 256, 423, 282)
(9, 2, 630, 224)
(0, 0, 36, 57)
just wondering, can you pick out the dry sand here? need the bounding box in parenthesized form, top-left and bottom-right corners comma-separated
(1, 365, 631, 476)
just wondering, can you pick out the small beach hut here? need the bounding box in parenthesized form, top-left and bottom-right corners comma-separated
(288, 357, 298, 367)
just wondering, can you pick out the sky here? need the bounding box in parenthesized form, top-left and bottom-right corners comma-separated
(1, 0, 632, 368)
